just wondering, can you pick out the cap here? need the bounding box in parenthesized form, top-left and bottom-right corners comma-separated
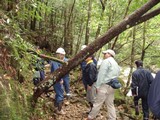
(102, 49, 115, 57)
(81, 45, 87, 50)
(56, 47, 66, 55)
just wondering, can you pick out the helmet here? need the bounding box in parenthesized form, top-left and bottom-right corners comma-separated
(81, 45, 87, 50)
(56, 47, 66, 55)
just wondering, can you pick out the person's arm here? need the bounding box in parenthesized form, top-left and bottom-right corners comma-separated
(131, 73, 139, 96)
(147, 71, 154, 84)
(88, 64, 97, 86)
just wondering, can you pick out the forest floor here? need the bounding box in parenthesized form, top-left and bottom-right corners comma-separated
(32, 79, 135, 120)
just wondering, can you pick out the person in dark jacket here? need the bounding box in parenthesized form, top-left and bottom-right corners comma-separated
(148, 71, 160, 119)
(83, 55, 97, 113)
(80, 45, 97, 91)
(131, 60, 153, 120)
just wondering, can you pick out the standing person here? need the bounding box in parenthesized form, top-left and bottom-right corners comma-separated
(85, 49, 120, 120)
(32, 46, 45, 86)
(83, 55, 97, 113)
(56, 47, 70, 98)
(131, 60, 153, 120)
(50, 47, 70, 114)
(148, 71, 160, 119)
(80, 45, 97, 91)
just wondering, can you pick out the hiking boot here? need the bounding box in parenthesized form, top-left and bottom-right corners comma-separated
(135, 106, 139, 115)
(56, 110, 66, 115)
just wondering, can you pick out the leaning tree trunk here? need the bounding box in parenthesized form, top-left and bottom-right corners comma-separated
(32, 0, 160, 103)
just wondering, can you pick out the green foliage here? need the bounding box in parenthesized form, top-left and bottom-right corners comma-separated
(0, 80, 33, 120)
(6, 33, 35, 79)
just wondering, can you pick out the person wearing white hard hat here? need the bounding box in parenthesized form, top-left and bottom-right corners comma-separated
(50, 47, 70, 114)
(56, 48, 70, 98)
(85, 49, 120, 120)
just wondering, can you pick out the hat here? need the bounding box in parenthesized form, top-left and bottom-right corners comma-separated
(102, 49, 115, 57)
(56, 47, 66, 55)
(81, 45, 87, 50)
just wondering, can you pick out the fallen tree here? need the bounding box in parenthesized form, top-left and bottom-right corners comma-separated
(32, 0, 160, 104)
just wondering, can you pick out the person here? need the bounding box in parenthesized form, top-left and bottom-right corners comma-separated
(32, 47, 45, 86)
(50, 47, 70, 114)
(83, 55, 97, 113)
(85, 49, 120, 120)
(148, 71, 160, 119)
(131, 60, 153, 120)
(80, 45, 97, 91)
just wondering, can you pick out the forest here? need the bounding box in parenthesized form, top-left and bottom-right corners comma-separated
(0, 0, 160, 120)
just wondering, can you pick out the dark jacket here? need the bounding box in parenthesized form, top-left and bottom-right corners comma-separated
(131, 67, 153, 97)
(84, 62, 97, 86)
(148, 71, 160, 118)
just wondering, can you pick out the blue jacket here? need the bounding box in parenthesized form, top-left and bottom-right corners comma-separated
(50, 58, 69, 79)
(83, 61, 97, 86)
(148, 71, 160, 118)
(131, 67, 153, 97)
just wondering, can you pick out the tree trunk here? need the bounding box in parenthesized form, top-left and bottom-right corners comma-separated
(74, 18, 85, 55)
(124, 26, 136, 95)
(141, 22, 146, 61)
(111, 0, 132, 49)
(30, 13, 37, 31)
(33, 0, 160, 103)
(95, 0, 107, 39)
(64, 0, 76, 55)
(85, 0, 92, 45)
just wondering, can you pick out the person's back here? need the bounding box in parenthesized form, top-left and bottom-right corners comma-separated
(131, 60, 153, 120)
(132, 68, 152, 97)
(148, 71, 160, 119)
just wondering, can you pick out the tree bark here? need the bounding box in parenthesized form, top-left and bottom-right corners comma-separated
(141, 22, 146, 61)
(85, 0, 92, 45)
(33, 0, 160, 102)
(124, 26, 136, 95)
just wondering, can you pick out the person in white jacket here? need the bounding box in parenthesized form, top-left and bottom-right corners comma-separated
(85, 49, 120, 120)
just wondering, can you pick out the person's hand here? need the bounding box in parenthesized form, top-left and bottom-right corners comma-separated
(87, 85, 92, 90)
(96, 88, 99, 93)
(60, 79, 63, 84)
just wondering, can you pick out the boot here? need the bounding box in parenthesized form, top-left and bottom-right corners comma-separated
(56, 101, 66, 115)
(86, 102, 93, 114)
(135, 106, 139, 115)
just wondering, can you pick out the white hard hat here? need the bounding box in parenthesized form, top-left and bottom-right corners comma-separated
(81, 45, 87, 50)
(102, 49, 115, 57)
(56, 47, 66, 55)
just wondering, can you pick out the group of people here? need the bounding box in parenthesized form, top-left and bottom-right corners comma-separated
(131, 60, 160, 120)
(80, 45, 120, 120)
(32, 45, 160, 120)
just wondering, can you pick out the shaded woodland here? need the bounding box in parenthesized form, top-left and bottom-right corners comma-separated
(0, 0, 160, 120)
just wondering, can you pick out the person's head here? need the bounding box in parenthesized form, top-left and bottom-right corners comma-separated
(135, 60, 143, 68)
(102, 49, 115, 59)
(56, 47, 66, 60)
(85, 55, 93, 62)
(81, 45, 87, 50)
